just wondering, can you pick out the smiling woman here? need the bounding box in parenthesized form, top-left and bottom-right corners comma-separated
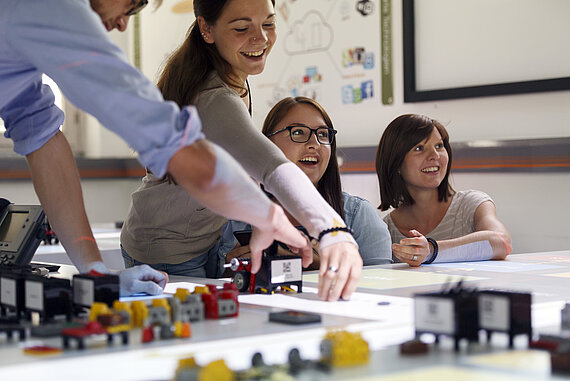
(216, 97, 392, 271)
(120, 0, 364, 302)
(376, 114, 512, 267)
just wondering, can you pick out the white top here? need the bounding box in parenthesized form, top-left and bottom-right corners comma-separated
(383, 189, 493, 243)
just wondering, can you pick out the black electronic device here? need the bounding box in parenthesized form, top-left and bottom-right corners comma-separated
(72, 273, 120, 308)
(233, 229, 252, 246)
(269, 310, 321, 325)
(0, 204, 46, 266)
(25, 273, 72, 322)
(478, 289, 532, 347)
(414, 281, 479, 351)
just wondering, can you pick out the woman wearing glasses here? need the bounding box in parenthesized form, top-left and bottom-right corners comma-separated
(217, 97, 392, 271)
(120, 0, 363, 301)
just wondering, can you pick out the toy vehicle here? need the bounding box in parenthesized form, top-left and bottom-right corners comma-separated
(227, 241, 303, 294)
(414, 282, 479, 351)
(194, 284, 238, 319)
(61, 321, 110, 350)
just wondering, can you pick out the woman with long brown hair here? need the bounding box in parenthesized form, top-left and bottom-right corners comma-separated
(120, 0, 362, 301)
(220, 97, 392, 269)
(376, 114, 511, 266)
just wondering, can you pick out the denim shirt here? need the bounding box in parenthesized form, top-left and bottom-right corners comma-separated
(216, 192, 392, 276)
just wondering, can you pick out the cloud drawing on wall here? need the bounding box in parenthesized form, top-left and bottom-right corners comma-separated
(284, 10, 333, 55)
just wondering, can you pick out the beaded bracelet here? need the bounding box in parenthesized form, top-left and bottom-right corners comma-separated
(317, 226, 354, 242)
(423, 237, 439, 264)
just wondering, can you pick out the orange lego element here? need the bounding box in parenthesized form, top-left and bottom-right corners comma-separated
(174, 321, 192, 338)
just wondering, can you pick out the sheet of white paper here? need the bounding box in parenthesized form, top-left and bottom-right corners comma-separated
(238, 286, 413, 323)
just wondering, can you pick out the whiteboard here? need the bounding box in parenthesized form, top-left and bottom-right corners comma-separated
(250, 0, 384, 135)
(404, 0, 570, 101)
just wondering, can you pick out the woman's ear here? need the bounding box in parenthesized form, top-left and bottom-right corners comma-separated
(197, 16, 213, 43)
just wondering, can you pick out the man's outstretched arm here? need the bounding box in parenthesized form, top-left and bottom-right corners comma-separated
(168, 141, 312, 272)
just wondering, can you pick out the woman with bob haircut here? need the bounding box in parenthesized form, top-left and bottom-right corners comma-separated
(120, 0, 362, 301)
(376, 114, 511, 266)
(219, 97, 392, 269)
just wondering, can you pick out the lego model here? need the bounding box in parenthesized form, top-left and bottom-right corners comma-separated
(130, 298, 192, 343)
(88, 301, 131, 344)
(2, 265, 118, 324)
(22, 345, 62, 356)
(288, 348, 330, 375)
(61, 321, 110, 350)
(174, 350, 330, 381)
(174, 357, 234, 381)
(72, 271, 120, 309)
(0, 323, 26, 341)
(399, 338, 429, 355)
(0, 266, 28, 320)
(561, 303, 570, 331)
(413, 282, 533, 351)
(414, 281, 479, 351)
(170, 288, 205, 322)
(530, 333, 570, 374)
(227, 241, 303, 294)
(61, 300, 133, 349)
(24, 273, 72, 323)
(42, 220, 59, 245)
(193, 283, 238, 319)
(320, 330, 369, 367)
(478, 289, 532, 347)
(172, 329, 367, 380)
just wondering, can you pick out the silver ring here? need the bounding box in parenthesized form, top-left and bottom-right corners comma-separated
(412, 255, 418, 261)
(327, 265, 338, 273)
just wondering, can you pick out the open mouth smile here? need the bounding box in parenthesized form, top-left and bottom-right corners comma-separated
(241, 49, 265, 58)
(299, 156, 318, 166)
(421, 166, 439, 173)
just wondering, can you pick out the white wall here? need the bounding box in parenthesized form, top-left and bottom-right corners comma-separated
(341, 172, 570, 254)
(4, 1, 568, 253)
(1, 179, 140, 224)
(249, 0, 570, 145)
(117, 1, 570, 146)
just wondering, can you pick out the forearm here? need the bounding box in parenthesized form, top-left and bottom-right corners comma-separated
(264, 163, 356, 248)
(433, 230, 512, 263)
(168, 141, 273, 227)
(26, 132, 102, 271)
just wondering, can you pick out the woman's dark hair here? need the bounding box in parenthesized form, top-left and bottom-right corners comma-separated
(376, 114, 454, 211)
(157, 0, 275, 107)
(262, 97, 345, 219)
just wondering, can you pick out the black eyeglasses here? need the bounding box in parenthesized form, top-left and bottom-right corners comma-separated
(266, 124, 337, 145)
(125, 0, 148, 16)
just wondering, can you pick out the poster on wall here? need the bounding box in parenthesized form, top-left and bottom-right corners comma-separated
(250, 0, 392, 138)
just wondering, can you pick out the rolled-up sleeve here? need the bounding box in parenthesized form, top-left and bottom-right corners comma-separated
(2, 0, 202, 177)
